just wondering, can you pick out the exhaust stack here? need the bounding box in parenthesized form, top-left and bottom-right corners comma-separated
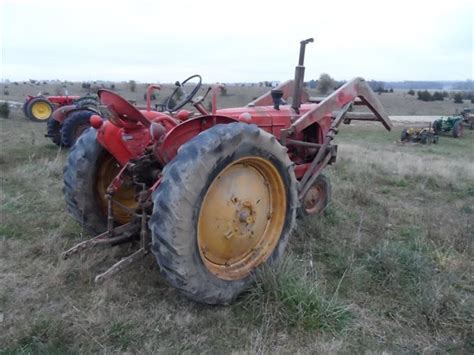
(292, 38, 314, 113)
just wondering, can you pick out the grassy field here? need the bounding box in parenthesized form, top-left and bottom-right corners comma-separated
(0, 108, 473, 353)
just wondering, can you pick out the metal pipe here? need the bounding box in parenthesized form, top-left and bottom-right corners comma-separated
(291, 38, 314, 113)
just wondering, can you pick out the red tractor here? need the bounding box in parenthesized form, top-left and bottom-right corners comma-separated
(63, 39, 392, 304)
(45, 97, 99, 147)
(23, 94, 82, 122)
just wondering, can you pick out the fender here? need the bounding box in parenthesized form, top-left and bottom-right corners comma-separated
(156, 115, 238, 164)
(96, 121, 152, 166)
(51, 105, 99, 123)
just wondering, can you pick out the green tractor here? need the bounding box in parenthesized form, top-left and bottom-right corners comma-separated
(460, 108, 474, 130)
(432, 116, 464, 138)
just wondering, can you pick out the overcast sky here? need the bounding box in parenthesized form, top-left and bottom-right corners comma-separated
(1, 0, 473, 83)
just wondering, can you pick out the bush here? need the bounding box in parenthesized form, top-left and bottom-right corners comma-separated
(143, 93, 157, 101)
(0, 102, 10, 118)
(128, 80, 136, 92)
(3, 89, 9, 96)
(417, 90, 432, 102)
(110, 84, 115, 90)
(407, 89, 415, 96)
(81, 82, 91, 89)
(432, 91, 444, 101)
(453, 93, 463, 103)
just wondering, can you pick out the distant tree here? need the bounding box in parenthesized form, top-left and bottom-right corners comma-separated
(368, 80, 386, 92)
(128, 80, 136, 92)
(81, 82, 91, 89)
(453, 93, 463, 103)
(110, 83, 116, 90)
(442, 91, 449, 98)
(308, 79, 317, 89)
(417, 90, 432, 102)
(316, 73, 336, 95)
(389, 88, 394, 93)
(143, 93, 157, 101)
(432, 91, 444, 101)
(407, 89, 415, 96)
(3, 89, 9, 96)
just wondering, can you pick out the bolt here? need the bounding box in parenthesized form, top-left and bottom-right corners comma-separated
(224, 230, 234, 239)
(239, 210, 250, 223)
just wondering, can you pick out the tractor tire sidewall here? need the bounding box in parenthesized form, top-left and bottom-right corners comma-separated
(22, 101, 29, 119)
(61, 110, 94, 148)
(420, 132, 428, 144)
(26, 97, 53, 122)
(46, 118, 63, 146)
(63, 128, 107, 235)
(452, 122, 463, 138)
(400, 128, 408, 141)
(74, 96, 98, 109)
(149, 123, 298, 305)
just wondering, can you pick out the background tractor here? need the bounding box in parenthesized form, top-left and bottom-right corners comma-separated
(62, 39, 392, 304)
(433, 115, 464, 138)
(400, 126, 438, 144)
(23, 94, 80, 122)
(45, 96, 99, 147)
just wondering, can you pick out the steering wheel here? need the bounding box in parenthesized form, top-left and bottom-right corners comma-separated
(165, 75, 202, 112)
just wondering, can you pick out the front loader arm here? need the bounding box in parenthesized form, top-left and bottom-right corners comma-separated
(285, 77, 392, 137)
(282, 78, 392, 202)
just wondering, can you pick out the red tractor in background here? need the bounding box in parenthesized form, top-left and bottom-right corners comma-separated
(23, 94, 83, 122)
(45, 96, 99, 147)
(63, 39, 392, 304)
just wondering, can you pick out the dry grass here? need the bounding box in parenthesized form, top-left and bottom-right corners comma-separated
(1, 108, 473, 353)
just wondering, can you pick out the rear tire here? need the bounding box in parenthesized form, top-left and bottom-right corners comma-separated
(74, 96, 98, 109)
(400, 128, 409, 141)
(149, 123, 298, 304)
(61, 110, 94, 148)
(64, 129, 136, 234)
(26, 97, 54, 122)
(46, 117, 63, 146)
(452, 121, 463, 138)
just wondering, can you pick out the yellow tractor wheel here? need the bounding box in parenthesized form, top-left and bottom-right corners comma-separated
(26, 97, 54, 122)
(150, 123, 298, 304)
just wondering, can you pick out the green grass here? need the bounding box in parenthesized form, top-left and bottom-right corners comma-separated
(1, 112, 473, 353)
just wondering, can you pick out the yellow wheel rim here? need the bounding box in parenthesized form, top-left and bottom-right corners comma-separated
(96, 154, 137, 224)
(197, 157, 287, 280)
(31, 101, 52, 120)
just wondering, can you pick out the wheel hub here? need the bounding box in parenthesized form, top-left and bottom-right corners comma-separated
(32, 101, 52, 120)
(197, 157, 286, 280)
(303, 184, 325, 215)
